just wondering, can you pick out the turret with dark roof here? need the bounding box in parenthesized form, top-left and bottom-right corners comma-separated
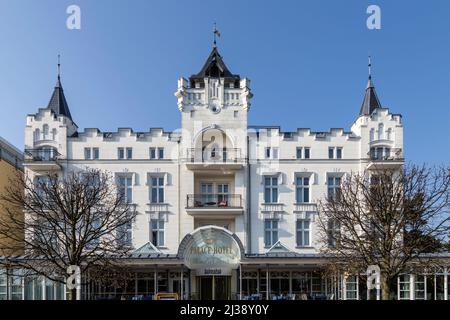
(359, 57, 382, 116)
(47, 57, 73, 121)
(189, 46, 240, 87)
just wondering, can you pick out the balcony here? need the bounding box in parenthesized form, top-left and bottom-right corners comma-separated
(184, 148, 245, 171)
(186, 194, 244, 216)
(367, 147, 404, 170)
(24, 148, 62, 171)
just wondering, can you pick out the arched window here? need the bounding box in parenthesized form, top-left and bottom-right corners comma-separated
(43, 124, 49, 140)
(52, 128, 58, 141)
(370, 128, 375, 142)
(387, 128, 392, 141)
(378, 124, 384, 140)
(34, 128, 41, 142)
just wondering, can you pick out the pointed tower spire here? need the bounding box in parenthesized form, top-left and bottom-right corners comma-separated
(359, 56, 382, 116)
(47, 55, 73, 120)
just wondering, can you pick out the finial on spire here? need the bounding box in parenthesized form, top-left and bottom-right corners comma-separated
(213, 22, 220, 47)
(57, 54, 61, 80)
(368, 55, 372, 79)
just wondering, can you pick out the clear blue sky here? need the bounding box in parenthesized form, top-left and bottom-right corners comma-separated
(0, 0, 449, 164)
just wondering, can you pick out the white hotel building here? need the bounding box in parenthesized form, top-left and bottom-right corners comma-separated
(6, 45, 448, 300)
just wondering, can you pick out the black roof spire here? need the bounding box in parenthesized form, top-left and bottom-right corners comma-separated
(190, 46, 240, 82)
(47, 55, 73, 121)
(359, 56, 382, 116)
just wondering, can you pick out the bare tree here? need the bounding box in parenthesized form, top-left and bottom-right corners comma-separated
(0, 169, 137, 300)
(317, 164, 449, 300)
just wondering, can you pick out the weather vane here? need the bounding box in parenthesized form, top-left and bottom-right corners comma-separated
(213, 22, 220, 47)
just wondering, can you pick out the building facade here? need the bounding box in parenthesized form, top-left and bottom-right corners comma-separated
(0, 136, 24, 257)
(4, 45, 448, 300)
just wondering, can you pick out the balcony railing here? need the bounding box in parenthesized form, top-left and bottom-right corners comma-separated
(185, 148, 243, 163)
(186, 194, 242, 208)
(24, 148, 61, 161)
(368, 148, 403, 161)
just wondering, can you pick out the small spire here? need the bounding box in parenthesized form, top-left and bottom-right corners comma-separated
(57, 54, 61, 80)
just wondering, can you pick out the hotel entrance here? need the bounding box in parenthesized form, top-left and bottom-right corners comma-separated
(198, 276, 231, 300)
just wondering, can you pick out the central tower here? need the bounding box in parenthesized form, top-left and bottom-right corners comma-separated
(175, 45, 252, 157)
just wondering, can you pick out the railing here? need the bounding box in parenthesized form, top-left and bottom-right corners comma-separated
(186, 194, 242, 208)
(24, 148, 61, 161)
(368, 148, 403, 161)
(185, 148, 243, 163)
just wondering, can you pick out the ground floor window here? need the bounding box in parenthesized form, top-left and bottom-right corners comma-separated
(345, 275, 358, 300)
(398, 274, 411, 300)
(414, 275, 425, 300)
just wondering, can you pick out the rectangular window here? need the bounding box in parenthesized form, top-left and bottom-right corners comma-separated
(93, 147, 99, 160)
(118, 212, 133, 247)
(217, 183, 229, 205)
(118, 148, 125, 160)
(304, 147, 310, 159)
(265, 147, 271, 159)
(150, 148, 156, 159)
(327, 175, 341, 200)
(150, 176, 164, 203)
(0, 270, 7, 300)
(264, 219, 278, 247)
(336, 147, 342, 159)
(328, 147, 334, 159)
(272, 148, 279, 159)
(414, 275, 425, 300)
(296, 147, 302, 159)
(264, 176, 278, 203)
(399, 275, 411, 300)
(296, 219, 310, 247)
(126, 148, 133, 159)
(200, 183, 214, 205)
(295, 176, 310, 203)
(327, 219, 340, 248)
(158, 148, 164, 159)
(118, 176, 133, 203)
(84, 147, 91, 160)
(346, 276, 358, 300)
(151, 217, 164, 247)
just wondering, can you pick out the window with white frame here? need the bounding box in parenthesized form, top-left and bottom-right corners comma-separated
(93, 147, 99, 160)
(118, 176, 133, 204)
(43, 124, 49, 140)
(84, 147, 92, 160)
(295, 176, 310, 203)
(328, 147, 343, 159)
(328, 147, 334, 159)
(398, 274, 411, 300)
(264, 219, 278, 247)
(10, 269, 23, 300)
(126, 147, 133, 159)
(118, 147, 125, 159)
(150, 147, 164, 160)
(117, 211, 133, 247)
(296, 147, 310, 159)
(217, 183, 229, 204)
(345, 276, 358, 300)
(150, 176, 164, 203)
(327, 219, 340, 248)
(414, 275, 425, 300)
(0, 269, 6, 300)
(336, 147, 342, 159)
(265, 147, 279, 159)
(150, 214, 165, 247)
(304, 147, 310, 159)
(327, 175, 341, 200)
(296, 219, 310, 247)
(264, 176, 278, 203)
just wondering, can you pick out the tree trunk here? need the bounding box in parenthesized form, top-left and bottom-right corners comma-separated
(381, 276, 392, 300)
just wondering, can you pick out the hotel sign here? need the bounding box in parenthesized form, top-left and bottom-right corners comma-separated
(183, 227, 241, 276)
